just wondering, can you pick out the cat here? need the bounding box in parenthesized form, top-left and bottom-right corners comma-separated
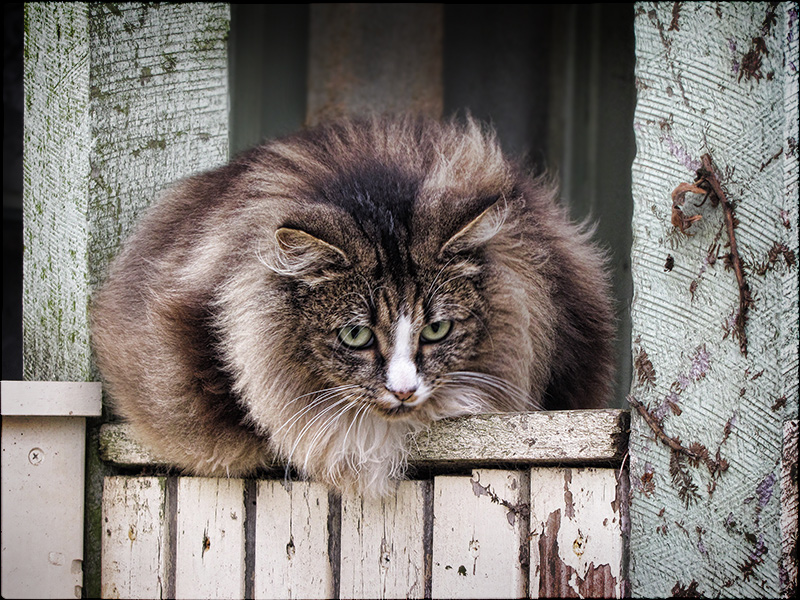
(91, 115, 615, 496)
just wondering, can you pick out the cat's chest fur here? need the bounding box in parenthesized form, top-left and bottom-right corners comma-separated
(91, 115, 615, 495)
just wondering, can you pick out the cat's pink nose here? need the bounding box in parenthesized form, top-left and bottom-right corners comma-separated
(388, 387, 417, 402)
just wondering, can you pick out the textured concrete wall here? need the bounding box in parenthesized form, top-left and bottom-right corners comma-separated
(629, 3, 798, 597)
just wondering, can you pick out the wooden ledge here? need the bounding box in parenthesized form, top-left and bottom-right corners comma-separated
(98, 409, 629, 471)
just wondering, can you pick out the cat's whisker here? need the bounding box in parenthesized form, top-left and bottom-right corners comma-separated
(427, 271, 473, 302)
(300, 394, 362, 472)
(284, 394, 354, 465)
(341, 398, 374, 456)
(435, 370, 538, 412)
(425, 255, 460, 300)
(339, 291, 373, 317)
(275, 385, 358, 435)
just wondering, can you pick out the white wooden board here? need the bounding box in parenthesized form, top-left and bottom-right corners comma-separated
(340, 480, 430, 599)
(1, 416, 87, 599)
(431, 470, 527, 599)
(101, 477, 168, 599)
(0, 381, 102, 417)
(529, 467, 623, 598)
(174, 477, 245, 599)
(254, 481, 333, 599)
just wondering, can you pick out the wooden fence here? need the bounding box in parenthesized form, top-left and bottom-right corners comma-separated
(99, 411, 628, 599)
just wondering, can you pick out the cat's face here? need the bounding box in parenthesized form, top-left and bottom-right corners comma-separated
(255, 136, 518, 424)
(294, 246, 491, 420)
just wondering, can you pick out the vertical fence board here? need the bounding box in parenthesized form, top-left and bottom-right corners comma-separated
(340, 480, 430, 599)
(529, 468, 623, 598)
(254, 481, 333, 599)
(174, 478, 245, 599)
(1, 416, 87, 599)
(431, 470, 527, 599)
(101, 477, 168, 599)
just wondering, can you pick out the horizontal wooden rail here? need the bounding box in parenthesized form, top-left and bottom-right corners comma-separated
(99, 409, 629, 470)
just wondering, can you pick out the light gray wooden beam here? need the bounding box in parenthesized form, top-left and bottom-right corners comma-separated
(98, 409, 629, 470)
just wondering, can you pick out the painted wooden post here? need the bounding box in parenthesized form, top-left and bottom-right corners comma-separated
(528, 468, 624, 598)
(21, 3, 230, 596)
(1, 381, 102, 599)
(432, 470, 528, 599)
(174, 478, 246, 599)
(629, 3, 798, 598)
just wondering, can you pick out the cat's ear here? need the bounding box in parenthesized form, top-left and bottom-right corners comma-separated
(439, 200, 508, 258)
(272, 227, 350, 278)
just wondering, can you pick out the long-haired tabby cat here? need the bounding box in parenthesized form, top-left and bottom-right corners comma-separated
(92, 115, 615, 495)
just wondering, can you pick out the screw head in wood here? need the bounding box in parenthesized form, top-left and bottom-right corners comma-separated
(28, 447, 44, 465)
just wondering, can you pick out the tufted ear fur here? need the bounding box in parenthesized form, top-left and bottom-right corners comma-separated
(439, 199, 509, 258)
(271, 227, 350, 278)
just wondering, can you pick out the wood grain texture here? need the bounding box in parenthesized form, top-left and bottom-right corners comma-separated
(529, 468, 623, 598)
(174, 478, 245, 599)
(22, 2, 229, 382)
(629, 3, 798, 597)
(98, 409, 629, 470)
(410, 409, 628, 466)
(99, 467, 627, 598)
(101, 477, 168, 599)
(340, 481, 430, 599)
(23, 2, 92, 381)
(431, 470, 528, 599)
(254, 481, 334, 599)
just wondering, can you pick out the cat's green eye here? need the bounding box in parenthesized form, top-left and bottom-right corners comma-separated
(338, 325, 374, 349)
(420, 320, 452, 343)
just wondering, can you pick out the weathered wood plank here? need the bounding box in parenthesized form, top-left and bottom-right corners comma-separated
(101, 477, 168, 599)
(22, 2, 92, 381)
(1, 416, 88, 599)
(431, 470, 528, 599)
(629, 3, 798, 598)
(174, 478, 245, 599)
(22, 3, 230, 383)
(254, 481, 334, 599)
(412, 410, 628, 467)
(529, 468, 623, 598)
(98, 409, 629, 469)
(340, 480, 430, 599)
(0, 381, 102, 417)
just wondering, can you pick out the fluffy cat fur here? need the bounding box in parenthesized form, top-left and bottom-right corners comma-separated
(91, 115, 615, 495)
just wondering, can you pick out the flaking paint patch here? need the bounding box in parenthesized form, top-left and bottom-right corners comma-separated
(537, 509, 618, 598)
(564, 470, 575, 519)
